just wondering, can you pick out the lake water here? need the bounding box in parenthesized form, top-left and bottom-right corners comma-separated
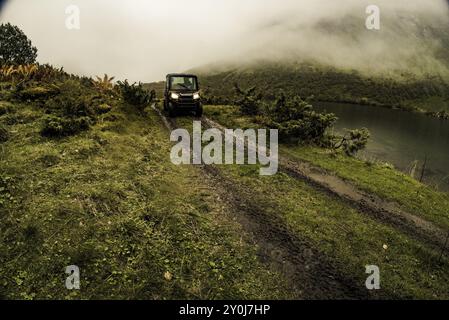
(315, 102, 449, 192)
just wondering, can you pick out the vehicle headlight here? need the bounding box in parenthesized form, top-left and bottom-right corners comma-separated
(171, 93, 179, 100)
(193, 93, 200, 100)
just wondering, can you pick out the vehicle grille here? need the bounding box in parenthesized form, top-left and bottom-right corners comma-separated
(178, 93, 195, 105)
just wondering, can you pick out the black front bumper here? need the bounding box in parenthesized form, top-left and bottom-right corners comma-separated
(170, 100, 201, 110)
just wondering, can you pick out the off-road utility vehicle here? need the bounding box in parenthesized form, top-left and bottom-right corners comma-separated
(164, 73, 203, 117)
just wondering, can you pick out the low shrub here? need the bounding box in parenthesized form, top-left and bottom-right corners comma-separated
(35, 79, 117, 137)
(234, 83, 262, 116)
(40, 115, 90, 137)
(31, 64, 69, 83)
(202, 88, 231, 105)
(117, 80, 153, 111)
(95, 103, 113, 115)
(16, 85, 60, 101)
(265, 93, 337, 144)
(43, 80, 96, 117)
(45, 94, 94, 117)
(232, 85, 370, 155)
(42, 80, 113, 116)
(332, 128, 371, 156)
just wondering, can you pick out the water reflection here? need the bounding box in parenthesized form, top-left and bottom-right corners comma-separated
(316, 102, 449, 191)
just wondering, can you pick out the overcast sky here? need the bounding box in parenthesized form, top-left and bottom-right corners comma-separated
(1, 0, 448, 81)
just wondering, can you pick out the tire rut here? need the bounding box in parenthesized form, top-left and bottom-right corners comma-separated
(152, 105, 374, 299)
(202, 164, 373, 299)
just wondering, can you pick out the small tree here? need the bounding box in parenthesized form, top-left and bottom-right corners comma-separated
(0, 23, 37, 65)
(234, 83, 262, 116)
(333, 128, 370, 156)
(266, 92, 338, 144)
(116, 80, 152, 111)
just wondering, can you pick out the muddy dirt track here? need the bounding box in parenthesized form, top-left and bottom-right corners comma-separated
(152, 105, 382, 299)
(151, 105, 447, 299)
(202, 116, 449, 251)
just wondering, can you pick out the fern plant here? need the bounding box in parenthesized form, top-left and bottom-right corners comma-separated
(16, 64, 38, 78)
(94, 74, 115, 93)
(0, 64, 48, 83)
(0, 65, 18, 81)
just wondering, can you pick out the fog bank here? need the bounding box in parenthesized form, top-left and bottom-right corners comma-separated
(1, 0, 448, 81)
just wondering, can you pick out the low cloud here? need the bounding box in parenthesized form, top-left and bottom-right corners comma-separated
(1, 0, 448, 81)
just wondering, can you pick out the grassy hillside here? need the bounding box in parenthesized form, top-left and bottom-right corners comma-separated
(193, 62, 449, 117)
(1, 67, 449, 299)
(0, 69, 292, 299)
(142, 81, 164, 100)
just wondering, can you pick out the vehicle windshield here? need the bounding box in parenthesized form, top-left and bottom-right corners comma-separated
(170, 76, 198, 91)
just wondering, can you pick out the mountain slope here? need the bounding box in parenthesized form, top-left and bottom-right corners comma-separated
(194, 61, 449, 115)
(189, 3, 449, 114)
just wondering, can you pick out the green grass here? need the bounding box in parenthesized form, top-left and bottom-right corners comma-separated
(402, 96, 449, 114)
(175, 113, 449, 299)
(204, 105, 256, 129)
(0, 102, 292, 300)
(204, 105, 449, 230)
(217, 163, 449, 299)
(282, 146, 449, 231)
(2, 97, 449, 299)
